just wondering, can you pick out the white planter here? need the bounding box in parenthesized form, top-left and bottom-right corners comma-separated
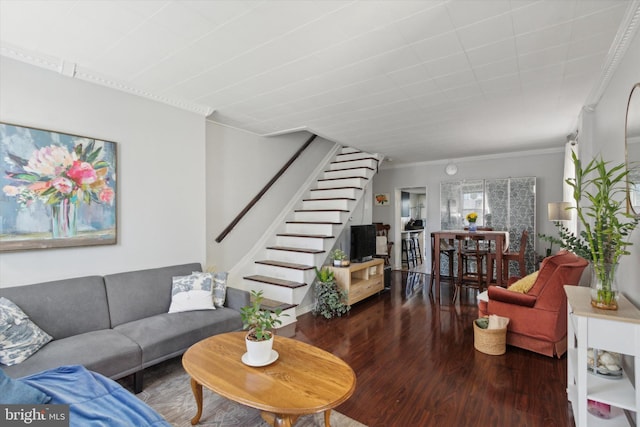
(245, 334, 274, 365)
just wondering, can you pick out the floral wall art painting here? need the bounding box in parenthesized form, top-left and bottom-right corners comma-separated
(0, 123, 117, 251)
(374, 193, 389, 206)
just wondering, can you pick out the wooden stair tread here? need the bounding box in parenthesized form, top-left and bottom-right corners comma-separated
(331, 156, 379, 164)
(266, 246, 325, 254)
(302, 197, 356, 201)
(255, 260, 315, 270)
(326, 166, 374, 172)
(259, 298, 298, 312)
(310, 186, 362, 191)
(317, 176, 369, 182)
(286, 220, 341, 225)
(276, 233, 334, 239)
(285, 220, 342, 226)
(244, 275, 307, 289)
(294, 209, 349, 212)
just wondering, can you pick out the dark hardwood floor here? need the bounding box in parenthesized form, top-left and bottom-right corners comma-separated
(292, 270, 575, 427)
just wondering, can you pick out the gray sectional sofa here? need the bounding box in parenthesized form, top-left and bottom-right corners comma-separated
(0, 263, 249, 392)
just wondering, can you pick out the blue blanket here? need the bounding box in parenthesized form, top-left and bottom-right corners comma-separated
(19, 365, 170, 427)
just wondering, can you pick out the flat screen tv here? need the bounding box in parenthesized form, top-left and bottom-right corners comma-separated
(350, 224, 376, 263)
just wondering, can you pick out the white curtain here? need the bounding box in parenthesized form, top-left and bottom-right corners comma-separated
(563, 142, 578, 235)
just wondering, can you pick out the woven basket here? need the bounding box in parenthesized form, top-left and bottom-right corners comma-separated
(473, 318, 508, 355)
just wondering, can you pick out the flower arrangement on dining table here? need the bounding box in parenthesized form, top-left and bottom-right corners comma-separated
(3, 141, 115, 237)
(466, 212, 478, 223)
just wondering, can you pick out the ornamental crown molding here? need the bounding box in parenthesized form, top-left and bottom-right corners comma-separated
(583, 0, 640, 108)
(0, 43, 214, 117)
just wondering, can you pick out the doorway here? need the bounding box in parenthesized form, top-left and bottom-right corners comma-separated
(395, 186, 427, 271)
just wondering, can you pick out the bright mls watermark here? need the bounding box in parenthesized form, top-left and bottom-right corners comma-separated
(1, 405, 69, 426)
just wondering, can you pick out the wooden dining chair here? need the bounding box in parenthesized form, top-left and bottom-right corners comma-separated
(429, 235, 456, 292)
(487, 230, 529, 285)
(455, 233, 490, 301)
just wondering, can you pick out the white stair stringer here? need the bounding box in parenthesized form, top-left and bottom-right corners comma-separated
(227, 145, 382, 329)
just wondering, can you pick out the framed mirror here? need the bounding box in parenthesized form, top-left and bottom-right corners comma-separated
(626, 83, 640, 217)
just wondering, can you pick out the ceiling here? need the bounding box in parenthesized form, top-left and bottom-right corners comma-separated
(1, 0, 638, 165)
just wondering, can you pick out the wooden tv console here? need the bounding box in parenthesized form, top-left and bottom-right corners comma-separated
(328, 258, 384, 306)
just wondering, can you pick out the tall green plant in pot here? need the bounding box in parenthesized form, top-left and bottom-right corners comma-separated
(567, 152, 639, 310)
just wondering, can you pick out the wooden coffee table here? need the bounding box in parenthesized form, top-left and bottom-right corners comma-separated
(182, 332, 356, 427)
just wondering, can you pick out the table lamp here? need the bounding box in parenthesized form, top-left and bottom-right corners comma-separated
(546, 202, 572, 255)
(548, 201, 572, 223)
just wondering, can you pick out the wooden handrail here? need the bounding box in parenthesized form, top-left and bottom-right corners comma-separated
(215, 134, 317, 243)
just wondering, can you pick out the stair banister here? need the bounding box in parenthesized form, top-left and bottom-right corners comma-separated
(215, 133, 317, 243)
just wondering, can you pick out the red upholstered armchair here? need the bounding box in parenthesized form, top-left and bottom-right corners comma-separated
(478, 251, 588, 358)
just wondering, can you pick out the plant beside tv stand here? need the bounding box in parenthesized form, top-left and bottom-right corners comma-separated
(328, 258, 384, 306)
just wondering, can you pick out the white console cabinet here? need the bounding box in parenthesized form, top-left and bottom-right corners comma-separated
(565, 286, 640, 427)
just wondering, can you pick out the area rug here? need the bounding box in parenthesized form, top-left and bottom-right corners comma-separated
(133, 357, 367, 427)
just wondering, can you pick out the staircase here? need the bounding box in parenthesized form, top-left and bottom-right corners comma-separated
(236, 146, 382, 330)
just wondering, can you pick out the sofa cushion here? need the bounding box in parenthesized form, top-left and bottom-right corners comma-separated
(488, 286, 538, 307)
(507, 271, 539, 293)
(104, 263, 202, 327)
(1, 330, 142, 381)
(0, 276, 110, 339)
(0, 297, 53, 366)
(114, 308, 242, 367)
(168, 273, 215, 313)
(0, 368, 51, 404)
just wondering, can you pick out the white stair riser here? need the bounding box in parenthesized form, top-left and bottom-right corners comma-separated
(243, 281, 300, 306)
(323, 168, 371, 180)
(277, 307, 298, 327)
(255, 264, 310, 283)
(340, 147, 360, 155)
(285, 222, 336, 235)
(309, 188, 359, 199)
(293, 211, 345, 223)
(329, 158, 377, 170)
(302, 199, 350, 210)
(316, 177, 367, 189)
(266, 249, 324, 265)
(277, 235, 329, 250)
(336, 153, 377, 162)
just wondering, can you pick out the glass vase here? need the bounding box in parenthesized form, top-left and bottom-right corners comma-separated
(51, 198, 78, 238)
(468, 222, 477, 232)
(590, 262, 619, 310)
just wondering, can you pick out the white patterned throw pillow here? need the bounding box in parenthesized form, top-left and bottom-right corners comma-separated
(168, 273, 216, 313)
(0, 297, 52, 366)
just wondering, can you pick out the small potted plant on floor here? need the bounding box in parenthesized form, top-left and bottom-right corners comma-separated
(330, 248, 350, 267)
(313, 267, 350, 319)
(240, 290, 286, 365)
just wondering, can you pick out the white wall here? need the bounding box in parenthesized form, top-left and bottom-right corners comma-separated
(0, 57, 206, 286)
(372, 149, 565, 269)
(581, 28, 640, 306)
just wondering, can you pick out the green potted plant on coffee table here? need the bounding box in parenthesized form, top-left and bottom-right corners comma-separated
(240, 290, 286, 364)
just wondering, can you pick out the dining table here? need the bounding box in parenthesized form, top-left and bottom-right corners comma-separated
(430, 230, 510, 300)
